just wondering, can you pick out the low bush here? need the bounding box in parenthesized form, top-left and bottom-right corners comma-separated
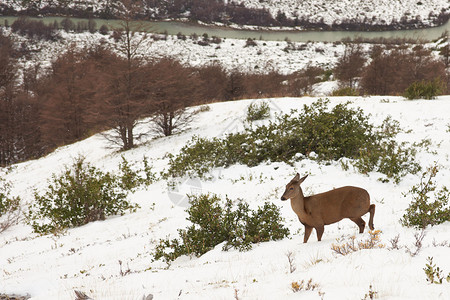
(118, 156, 157, 191)
(166, 99, 419, 182)
(404, 79, 443, 100)
(153, 193, 289, 263)
(246, 101, 270, 121)
(291, 279, 320, 293)
(0, 175, 20, 233)
(353, 116, 420, 183)
(401, 164, 450, 229)
(29, 157, 139, 234)
(11, 17, 59, 41)
(331, 230, 385, 256)
(99, 24, 109, 35)
(0, 176, 19, 217)
(331, 87, 360, 96)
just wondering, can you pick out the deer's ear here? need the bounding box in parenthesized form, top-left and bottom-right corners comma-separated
(299, 175, 308, 184)
(293, 173, 300, 182)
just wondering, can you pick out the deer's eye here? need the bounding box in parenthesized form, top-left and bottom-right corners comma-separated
(289, 187, 293, 190)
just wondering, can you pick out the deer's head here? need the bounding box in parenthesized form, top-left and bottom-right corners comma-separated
(281, 173, 308, 201)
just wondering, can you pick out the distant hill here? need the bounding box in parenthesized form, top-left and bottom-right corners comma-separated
(1, 0, 449, 30)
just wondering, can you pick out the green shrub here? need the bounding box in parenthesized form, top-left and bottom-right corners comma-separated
(153, 194, 289, 263)
(29, 157, 139, 234)
(166, 99, 418, 182)
(404, 79, 443, 100)
(401, 164, 450, 229)
(246, 101, 271, 121)
(118, 156, 157, 191)
(354, 116, 420, 183)
(331, 87, 360, 96)
(0, 176, 20, 217)
(165, 136, 225, 179)
(290, 99, 375, 160)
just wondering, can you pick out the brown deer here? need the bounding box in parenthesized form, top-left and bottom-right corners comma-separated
(281, 173, 375, 243)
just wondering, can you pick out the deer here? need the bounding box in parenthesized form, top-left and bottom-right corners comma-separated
(281, 173, 375, 243)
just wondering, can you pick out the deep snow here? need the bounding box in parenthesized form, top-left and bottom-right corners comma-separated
(1, 96, 450, 299)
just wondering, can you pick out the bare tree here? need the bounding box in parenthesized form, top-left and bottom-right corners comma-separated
(243, 71, 287, 98)
(360, 46, 398, 95)
(99, 0, 152, 150)
(361, 45, 445, 95)
(288, 64, 323, 96)
(148, 58, 202, 136)
(0, 32, 36, 166)
(197, 62, 228, 102)
(334, 43, 366, 89)
(226, 69, 246, 100)
(39, 46, 97, 147)
(96, 53, 152, 149)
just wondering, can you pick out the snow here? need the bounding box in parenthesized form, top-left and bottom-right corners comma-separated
(241, 0, 450, 27)
(6, 29, 345, 75)
(1, 96, 450, 299)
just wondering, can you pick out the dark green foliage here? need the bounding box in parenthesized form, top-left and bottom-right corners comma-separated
(404, 79, 443, 100)
(118, 156, 157, 191)
(165, 137, 225, 179)
(331, 87, 360, 96)
(354, 116, 420, 183)
(29, 157, 139, 234)
(246, 101, 270, 121)
(153, 194, 289, 263)
(166, 99, 418, 181)
(401, 165, 450, 229)
(290, 99, 374, 160)
(0, 176, 20, 217)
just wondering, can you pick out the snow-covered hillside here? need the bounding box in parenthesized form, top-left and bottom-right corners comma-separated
(2, 0, 450, 28)
(1, 96, 450, 299)
(242, 0, 450, 26)
(9, 28, 347, 75)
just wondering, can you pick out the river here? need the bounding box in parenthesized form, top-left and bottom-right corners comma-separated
(0, 16, 448, 42)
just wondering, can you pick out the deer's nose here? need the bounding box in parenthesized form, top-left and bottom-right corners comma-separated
(281, 196, 286, 201)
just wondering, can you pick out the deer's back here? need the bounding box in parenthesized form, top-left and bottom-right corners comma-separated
(308, 186, 370, 224)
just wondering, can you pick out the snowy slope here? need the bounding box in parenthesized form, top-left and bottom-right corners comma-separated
(241, 0, 450, 26)
(1, 96, 450, 299)
(8, 28, 347, 75)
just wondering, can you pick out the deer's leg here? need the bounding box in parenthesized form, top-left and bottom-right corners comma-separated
(350, 217, 366, 233)
(368, 204, 375, 230)
(316, 225, 324, 241)
(304, 225, 313, 243)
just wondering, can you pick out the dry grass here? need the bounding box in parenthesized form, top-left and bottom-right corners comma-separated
(331, 230, 385, 256)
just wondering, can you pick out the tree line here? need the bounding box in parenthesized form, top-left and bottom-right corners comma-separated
(334, 42, 448, 95)
(6, 16, 110, 41)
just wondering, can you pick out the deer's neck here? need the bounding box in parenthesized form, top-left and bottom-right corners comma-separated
(290, 191, 312, 223)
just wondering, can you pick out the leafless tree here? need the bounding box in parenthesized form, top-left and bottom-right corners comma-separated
(39, 46, 97, 147)
(148, 58, 202, 136)
(0, 32, 41, 165)
(334, 43, 366, 89)
(99, 0, 152, 150)
(288, 65, 323, 96)
(361, 45, 445, 95)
